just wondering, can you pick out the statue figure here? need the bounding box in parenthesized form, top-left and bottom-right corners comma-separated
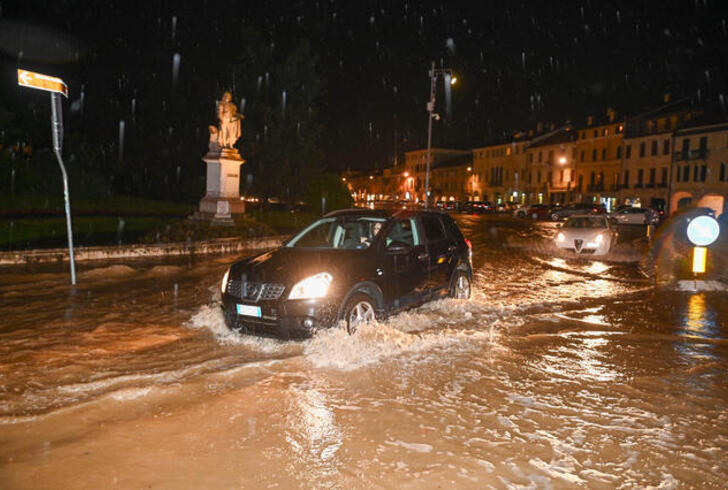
(214, 91, 242, 149)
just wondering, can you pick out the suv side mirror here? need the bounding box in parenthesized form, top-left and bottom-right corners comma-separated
(385, 241, 412, 255)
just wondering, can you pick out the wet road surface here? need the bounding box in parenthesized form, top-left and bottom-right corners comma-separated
(1, 216, 727, 488)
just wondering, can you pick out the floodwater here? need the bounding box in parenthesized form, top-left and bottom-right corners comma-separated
(1, 216, 727, 488)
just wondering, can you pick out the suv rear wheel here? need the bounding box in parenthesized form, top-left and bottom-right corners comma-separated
(343, 293, 376, 334)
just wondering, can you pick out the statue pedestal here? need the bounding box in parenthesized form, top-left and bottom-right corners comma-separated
(194, 148, 246, 226)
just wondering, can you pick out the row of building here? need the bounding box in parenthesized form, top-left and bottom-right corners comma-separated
(343, 104, 728, 216)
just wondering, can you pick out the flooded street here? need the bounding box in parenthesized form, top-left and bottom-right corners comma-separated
(1, 216, 727, 488)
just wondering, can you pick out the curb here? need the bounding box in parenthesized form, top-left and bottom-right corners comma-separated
(0, 235, 289, 265)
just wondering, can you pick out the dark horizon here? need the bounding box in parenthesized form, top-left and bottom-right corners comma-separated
(2, 0, 727, 175)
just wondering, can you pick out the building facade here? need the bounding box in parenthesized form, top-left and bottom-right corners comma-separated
(345, 108, 727, 217)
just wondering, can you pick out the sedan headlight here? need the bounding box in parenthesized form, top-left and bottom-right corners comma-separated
(595, 233, 604, 243)
(556, 232, 566, 243)
(221, 268, 230, 293)
(288, 272, 332, 300)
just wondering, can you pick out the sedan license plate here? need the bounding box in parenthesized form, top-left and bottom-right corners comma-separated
(236, 304, 262, 318)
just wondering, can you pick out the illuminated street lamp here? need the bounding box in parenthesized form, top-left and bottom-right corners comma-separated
(558, 156, 567, 165)
(425, 61, 456, 208)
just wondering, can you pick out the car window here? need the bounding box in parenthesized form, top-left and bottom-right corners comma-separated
(287, 216, 387, 249)
(564, 217, 607, 228)
(421, 215, 447, 242)
(385, 218, 420, 247)
(441, 215, 464, 242)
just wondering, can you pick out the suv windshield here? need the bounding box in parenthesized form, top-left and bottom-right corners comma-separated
(286, 216, 388, 249)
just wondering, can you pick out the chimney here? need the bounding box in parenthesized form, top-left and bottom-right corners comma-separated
(536, 122, 543, 133)
(607, 108, 616, 122)
(664, 93, 670, 103)
(587, 115, 594, 126)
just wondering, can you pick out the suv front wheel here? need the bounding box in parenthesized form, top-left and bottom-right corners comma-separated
(342, 293, 377, 334)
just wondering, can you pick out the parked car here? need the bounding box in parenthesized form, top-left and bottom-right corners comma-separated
(550, 202, 602, 221)
(524, 204, 552, 219)
(610, 206, 659, 225)
(554, 215, 617, 256)
(220, 209, 473, 338)
(465, 201, 492, 214)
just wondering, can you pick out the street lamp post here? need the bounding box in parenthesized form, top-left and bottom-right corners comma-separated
(424, 61, 456, 209)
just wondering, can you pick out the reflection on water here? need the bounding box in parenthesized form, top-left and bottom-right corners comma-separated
(683, 293, 712, 335)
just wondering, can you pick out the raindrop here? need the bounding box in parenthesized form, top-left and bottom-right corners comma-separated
(176, 166, 181, 181)
(265, 72, 270, 86)
(131, 98, 136, 117)
(172, 53, 181, 89)
(172, 15, 177, 40)
(264, 125, 268, 139)
(118, 120, 125, 162)
(705, 69, 711, 84)
(616, 10, 621, 24)
(446, 37, 455, 52)
(117, 218, 126, 245)
(281, 90, 287, 118)
(521, 51, 526, 70)
(370, 15, 375, 25)
(240, 97, 246, 114)
(10, 169, 15, 194)
(443, 72, 452, 117)
(256, 76, 262, 91)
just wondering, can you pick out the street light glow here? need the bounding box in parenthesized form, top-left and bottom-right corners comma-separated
(558, 156, 567, 164)
(450, 76, 457, 85)
(403, 171, 409, 177)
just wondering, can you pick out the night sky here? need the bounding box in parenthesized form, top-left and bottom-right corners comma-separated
(2, 0, 727, 175)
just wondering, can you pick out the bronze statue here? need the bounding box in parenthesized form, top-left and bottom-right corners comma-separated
(213, 91, 242, 149)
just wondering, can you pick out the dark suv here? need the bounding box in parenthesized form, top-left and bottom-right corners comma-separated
(221, 209, 473, 339)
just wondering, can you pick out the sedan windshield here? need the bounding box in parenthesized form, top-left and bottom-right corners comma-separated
(564, 217, 607, 228)
(286, 217, 388, 249)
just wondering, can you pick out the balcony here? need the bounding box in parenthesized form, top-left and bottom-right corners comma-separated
(634, 183, 643, 189)
(646, 183, 656, 188)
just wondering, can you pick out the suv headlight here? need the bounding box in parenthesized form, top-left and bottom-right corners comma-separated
(221, 268, 230, 293)
(556, 232, 565, 243)
(288, 272, 332, 300)
(595, 233, 604, 243)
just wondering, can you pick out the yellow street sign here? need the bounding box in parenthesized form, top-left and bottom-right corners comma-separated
(17, 69, 68, 98)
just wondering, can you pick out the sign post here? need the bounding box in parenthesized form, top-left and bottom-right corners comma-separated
(17, 69, 76, 285)
(686, 215, 720, 277)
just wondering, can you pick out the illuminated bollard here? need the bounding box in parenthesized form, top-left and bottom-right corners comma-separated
(692, 246, 707, 274)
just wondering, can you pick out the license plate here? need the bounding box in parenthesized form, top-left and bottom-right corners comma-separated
(236, 304, 261, 317)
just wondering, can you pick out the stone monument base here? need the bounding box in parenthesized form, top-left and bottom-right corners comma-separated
(189, 196, 245, 227)
(192, 147, 246, 226)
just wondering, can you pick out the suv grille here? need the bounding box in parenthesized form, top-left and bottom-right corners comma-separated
(226, 279, 285, 302)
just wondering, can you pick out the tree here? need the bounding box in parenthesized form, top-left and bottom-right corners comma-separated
(232, 37, 325, 205)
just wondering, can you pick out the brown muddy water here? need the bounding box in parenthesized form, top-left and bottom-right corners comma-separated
(1, 216, 726, 488)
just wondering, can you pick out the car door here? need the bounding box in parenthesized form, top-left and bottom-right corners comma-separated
(381, 217, 429, 310)
(421, 214, 457, 296)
